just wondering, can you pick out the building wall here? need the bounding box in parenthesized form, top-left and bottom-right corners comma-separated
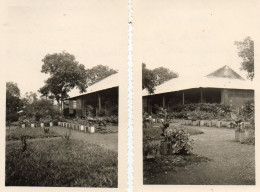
(221, 89, 254, 109)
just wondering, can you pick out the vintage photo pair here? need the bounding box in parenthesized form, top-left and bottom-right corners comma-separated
(2, 0, 258, 192)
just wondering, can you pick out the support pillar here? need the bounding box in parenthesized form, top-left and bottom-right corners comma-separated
(98, 94, 101, 110)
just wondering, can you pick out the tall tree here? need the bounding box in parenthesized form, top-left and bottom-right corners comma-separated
(86, 65, 117, 86)
(152, 67, 178, 86)
(6, 82, 23, 123)
(142, 63, 156, 94)
(234, 37, 254, 81)
(39, 51, 88, 110)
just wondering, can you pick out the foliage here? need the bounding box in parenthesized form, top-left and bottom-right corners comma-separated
(153, 67, 178, 86)
(167, 103, 231, 120)
(6, 82, 23, 123)
(85, 105, 94, 116)
(86, 65, 117, 86)
(239, 101, 254, 124)
(164, 128, 193, 155)
(142, 63, 156, 94)
(39, 51, 88, 107)
(235, 37, 254, 81)
(142, 63, 178, 94)
(6, 139, 118, 187)
(143, 140, 160, 157)
(22, 97, 59, 122)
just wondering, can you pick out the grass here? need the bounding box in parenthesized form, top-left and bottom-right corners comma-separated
(6, 127, 60, 141)
(143, 154, 210, 183)
(6, 138, 118, 187)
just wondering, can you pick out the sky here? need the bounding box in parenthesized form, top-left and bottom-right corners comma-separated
(2, 0, 127, 96)
(134, 0, 258, 79)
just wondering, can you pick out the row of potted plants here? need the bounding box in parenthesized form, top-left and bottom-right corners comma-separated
(58, 122, 96, 133)
(19, 116, 56, 128)
(62, 116, 118, 125)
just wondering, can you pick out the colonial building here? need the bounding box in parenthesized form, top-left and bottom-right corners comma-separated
(64, 73, 118, 117)
(143, 66, 254, 113)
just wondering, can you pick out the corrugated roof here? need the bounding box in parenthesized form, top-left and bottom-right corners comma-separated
(143, 66, 254, 96)
(206, 65, 244, 80)
(68, 73, 119, 98)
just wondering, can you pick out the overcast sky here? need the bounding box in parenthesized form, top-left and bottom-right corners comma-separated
(2, 0, 127, 96)
(134, 0, 258, 79)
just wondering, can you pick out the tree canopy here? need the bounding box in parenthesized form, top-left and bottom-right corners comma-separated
(153, 67, 178, 86)
(39, 51, 88, 105)
(6, 82, 23, 123)
(86, 65, 117, 86)
(142, 63, 178, 94)
(142, 63, 156, 94)
(234, 37, 254, 81)
(22, 93, 59, 122)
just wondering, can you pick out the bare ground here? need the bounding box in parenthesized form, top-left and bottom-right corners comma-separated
(146, 126, 255, 185)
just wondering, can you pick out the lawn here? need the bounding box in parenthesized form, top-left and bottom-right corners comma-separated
(6, 127, 60, 141)
(6, 127, 118, 187)
(144, 125, 255, 185)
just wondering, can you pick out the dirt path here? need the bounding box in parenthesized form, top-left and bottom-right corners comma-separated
(148, 126, 255, 185)
(49, 126, 118, 152)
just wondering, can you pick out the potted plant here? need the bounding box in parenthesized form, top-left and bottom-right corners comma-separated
(143, 138, 159, 160)
(29, 117, 36, 128)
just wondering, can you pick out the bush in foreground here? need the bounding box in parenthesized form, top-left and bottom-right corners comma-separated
(6, 139, 118, 187)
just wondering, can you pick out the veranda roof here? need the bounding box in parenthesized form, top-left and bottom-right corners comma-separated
(143, 69, 254, 96)
(68, 73, 119, 99)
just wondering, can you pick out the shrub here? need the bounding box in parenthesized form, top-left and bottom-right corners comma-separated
(143, 140, 160, 156)
(164, 128, 193, 155)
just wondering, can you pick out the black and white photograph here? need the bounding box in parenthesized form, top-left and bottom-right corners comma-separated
(134, 0, 257, 188)
(2, 0, 127, 189)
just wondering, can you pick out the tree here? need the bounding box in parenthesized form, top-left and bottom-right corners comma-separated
(22, 97, 60, 122)
(6, 82, 23, 123)
(85, 65, 117, 86)
(235, 37, 254, 81)
(152, 67, 178, 86)
(142, 63, 156, 94)
(39, 51, 88, 110)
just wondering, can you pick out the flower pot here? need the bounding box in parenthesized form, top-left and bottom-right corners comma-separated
(31, 124, 35, 128)
(49, 122, 53, 127)
(192, 120, 199, 126)
(21, 124, 26, 128)
(90, 126, 95, 133)
(160, 141, 171, 156)
(216, 121, 221, 128)
(40, 123, 44, 128)
(239, 131, 246, 143)
(245, 129, 254, 139)
(200, 120, 205, 126)
(235, 130, 240, 141)
(207, 121, 212, 127)
(80, 125, 84, 131)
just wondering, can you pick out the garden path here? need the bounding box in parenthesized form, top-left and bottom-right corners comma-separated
(50, 126, 118, 152)
(148, 126, 255, 185)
